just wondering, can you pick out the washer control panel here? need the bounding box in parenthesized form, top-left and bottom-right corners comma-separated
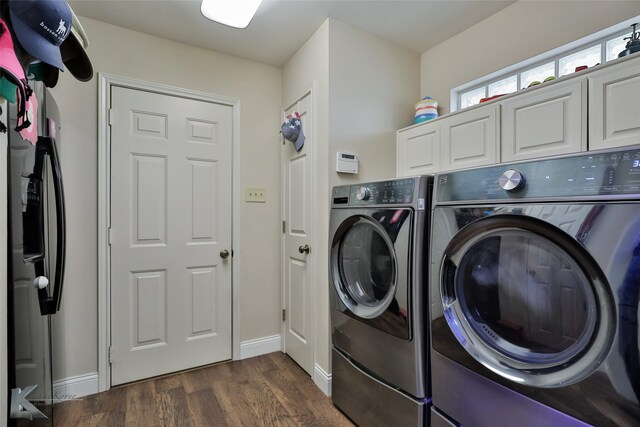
(332, 178, 416, 206)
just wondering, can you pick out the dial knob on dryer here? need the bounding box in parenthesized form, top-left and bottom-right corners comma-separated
(356, 187, 371, 201)
(499, 169, 526, 191)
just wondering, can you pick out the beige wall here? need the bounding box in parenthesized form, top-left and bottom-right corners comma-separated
(326, 19, 419, 375)
(421, 0, 640, 113)
(283, 18, 420, 377)
(329, 19, 420, 189)
(50, 17, 283, 380)
(282, 19, 331, 376)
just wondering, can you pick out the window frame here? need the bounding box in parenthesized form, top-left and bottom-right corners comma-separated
(451, 20, 637, 112)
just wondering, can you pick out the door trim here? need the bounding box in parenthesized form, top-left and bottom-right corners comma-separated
(281, 83, 317, 374)
(97, 73, 241, 391)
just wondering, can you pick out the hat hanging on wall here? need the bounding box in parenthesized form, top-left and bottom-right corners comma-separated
(0, 17, 33, 134)
(28, 61, 59, 88)
(0, 18, 26, 102)
(8, 0, 73, 70)
(60, 5, 94, 82)
(281, 112, 305, 151)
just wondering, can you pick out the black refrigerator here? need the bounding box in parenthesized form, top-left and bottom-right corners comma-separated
(6, 80, 66, 426)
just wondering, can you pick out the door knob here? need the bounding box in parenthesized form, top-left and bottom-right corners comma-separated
(298, 244, 310, 254)
(220, 249, 230, 259)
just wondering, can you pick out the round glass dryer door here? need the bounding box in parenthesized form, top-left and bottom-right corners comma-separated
(332, 215, 398, 319)
(441, 215, 614, 388)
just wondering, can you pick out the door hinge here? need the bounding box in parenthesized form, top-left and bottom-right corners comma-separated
(108, 227, 113, 245)
(108, 109, 114, 126)
(108, 346, 113, 364)
(282, 220, 286, 234)
(282, 309, 286, 322)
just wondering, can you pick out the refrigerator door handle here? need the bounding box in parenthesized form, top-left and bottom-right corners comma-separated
(34, 136, 66, 315)
(45, 136, 66, 313)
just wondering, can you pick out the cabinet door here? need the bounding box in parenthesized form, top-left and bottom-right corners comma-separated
(396, 121, 440, 177)
(589, 57, 640, 150)
(502, 79, 586, 162)
(440, 104, 499, 172)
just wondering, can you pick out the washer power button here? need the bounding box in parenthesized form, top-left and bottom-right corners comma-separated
(499, 169, 526, 192)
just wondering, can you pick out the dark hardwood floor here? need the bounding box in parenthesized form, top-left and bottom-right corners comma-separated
(54, 352, 354, 427)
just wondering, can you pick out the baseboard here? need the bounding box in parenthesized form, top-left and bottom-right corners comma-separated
(53, 372, 99, 401)
(313, 363, 332, 396)
(239, 334, 282, 360)
(59, 337, 279, 399)
(52, 344, 322, 400)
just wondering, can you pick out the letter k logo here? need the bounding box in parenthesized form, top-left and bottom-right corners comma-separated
(10, 385, 47, 420)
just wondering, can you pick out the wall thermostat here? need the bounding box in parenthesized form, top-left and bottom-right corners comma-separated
(336, 152, 358, 174)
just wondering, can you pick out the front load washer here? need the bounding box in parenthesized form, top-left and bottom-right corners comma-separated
(330, 176, 433, 426)
(430, 147, 640, 426)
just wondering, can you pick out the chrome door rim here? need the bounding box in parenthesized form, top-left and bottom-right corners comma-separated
(331, 215, 398, 319)
(440, 214, 615, 388)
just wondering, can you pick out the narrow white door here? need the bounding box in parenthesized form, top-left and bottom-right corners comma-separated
(109, 86, 233, 385)
(282, 92, 313, 375)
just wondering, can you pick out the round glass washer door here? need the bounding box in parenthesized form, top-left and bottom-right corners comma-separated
(331, 215, 397, 319)
(441, 215, 614, 388)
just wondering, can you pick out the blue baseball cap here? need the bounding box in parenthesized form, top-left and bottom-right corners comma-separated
(9, 0, 73, 70)
(281, 112, 305, 151)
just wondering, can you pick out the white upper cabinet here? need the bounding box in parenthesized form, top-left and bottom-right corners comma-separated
(396, 120, 440, 176)
(440, 104, 499, 171)
(589, 57, 640, 150)
(501, 79, 587, 162)
(396, 55, 640, 178)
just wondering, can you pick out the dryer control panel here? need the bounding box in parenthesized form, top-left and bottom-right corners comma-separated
(435, 146, 640, 203)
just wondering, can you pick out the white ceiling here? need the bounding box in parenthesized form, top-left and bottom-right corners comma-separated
(68, 0, 515, 67)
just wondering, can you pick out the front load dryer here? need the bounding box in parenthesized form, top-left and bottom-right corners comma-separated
(430, 147, 640, 427)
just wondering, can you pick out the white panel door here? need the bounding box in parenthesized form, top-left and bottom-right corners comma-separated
(589, 57, 640, 150)
(110, 86, 233, 385)
(283, 92, 313, 375)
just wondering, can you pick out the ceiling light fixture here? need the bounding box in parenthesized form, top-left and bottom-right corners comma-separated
(201, 0, 263, 29)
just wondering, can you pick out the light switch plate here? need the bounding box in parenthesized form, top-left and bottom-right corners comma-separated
(245, 187, 266, 203)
